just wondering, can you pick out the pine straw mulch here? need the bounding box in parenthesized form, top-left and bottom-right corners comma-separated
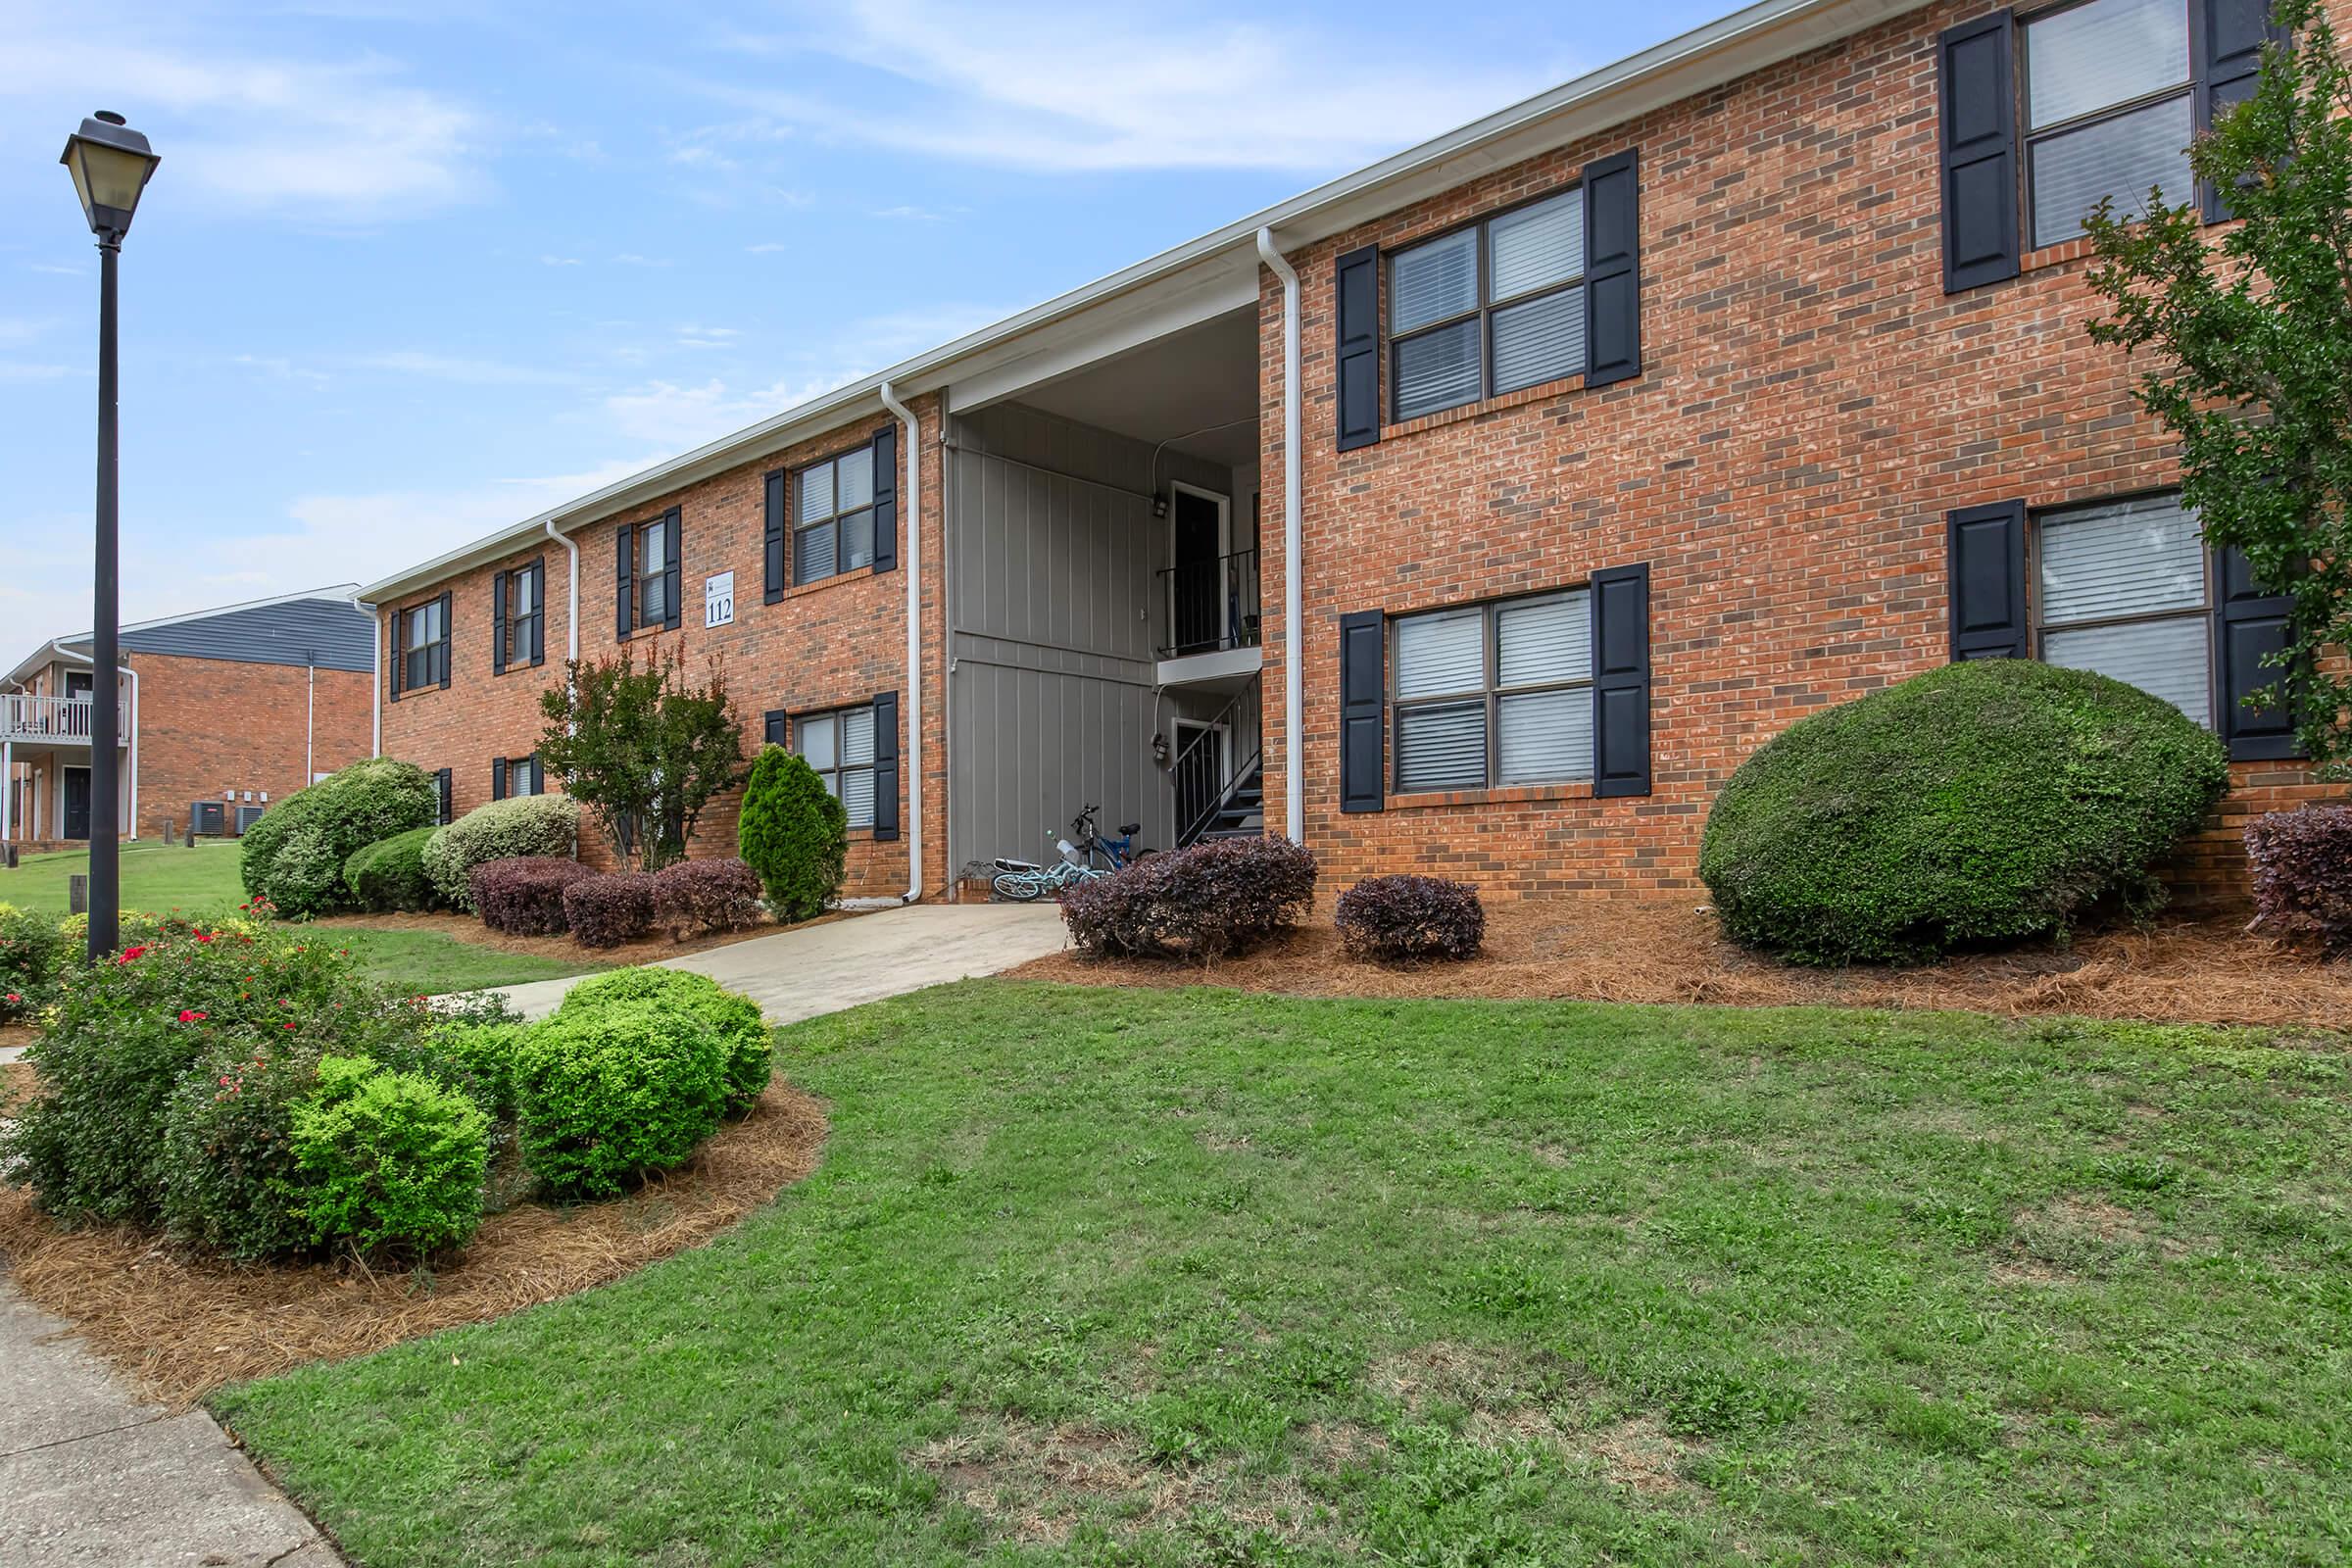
(2, 1060, 33, 1114)
(311, 906, 854, 970)
(0, 1077, 829, 1409)
(1010, 902, 2352, 1031)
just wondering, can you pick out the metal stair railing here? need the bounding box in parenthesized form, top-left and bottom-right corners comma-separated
(1171, 671, 1264, 848)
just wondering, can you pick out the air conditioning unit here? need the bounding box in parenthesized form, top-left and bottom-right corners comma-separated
(233, 804, 266, 836)
(190, 800, 225, 837)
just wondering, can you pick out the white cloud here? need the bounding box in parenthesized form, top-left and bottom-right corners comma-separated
(612, 253, 671, 268)
(674, 324, 742, 349)
(0, 33, 483, 222)
(540, 254, 585, 267)
(745, 242, 791, 254)
(0, 362, 77, 382)
(352, 350, 574, 386)
(696, 1, 1572, 172)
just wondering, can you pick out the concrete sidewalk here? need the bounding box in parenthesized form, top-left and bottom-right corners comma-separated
(468, 901, 1067, 1022)
(0, 1286, 341, 1567)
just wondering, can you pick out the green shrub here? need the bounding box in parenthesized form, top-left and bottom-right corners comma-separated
(291, 1055, 490, 1259)
(421, 794, 580, 910)
(159, 1039, 322, 1261)
(1698, 661, 2230, 965)
(343, 826, 441, 913)
(511, 1003, 727, 1198)
(240, 759, 438, 917)
(421, 1016, 527, 1121)
(557, 967, 772, 1110)
(737, 746, 847, 921)
(0, 903, 64, 1022)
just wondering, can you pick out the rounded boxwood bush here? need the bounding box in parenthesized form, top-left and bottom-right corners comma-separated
(290, 1055, 490, 1260)
(343, 825, 441, 913)
(422, 794, 580, 911)
(511, 1002, 728, 1198)
(1698, 660, 2230, 964)
(239, 758, 439, 917)
(556, 967, 772, 1111)
(737, 746, 847, 922)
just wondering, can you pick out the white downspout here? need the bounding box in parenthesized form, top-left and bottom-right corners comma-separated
(352, 592, 380, 755)
(545, 516, 581, 662)
(3, 739, 12, 843)
(878, 380, 924, 904)
(305, 661, 316, 781)
(1255, 226, 1303, 843)
(121, 664, 138, 841)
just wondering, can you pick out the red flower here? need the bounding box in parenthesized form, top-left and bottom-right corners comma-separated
(194, 930, 215, 944)
(177, 1008, 208, 1023)
(281, 1021, 296, 1031)
(117, 945, 147, 964)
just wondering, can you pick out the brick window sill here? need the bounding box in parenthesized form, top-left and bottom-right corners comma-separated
(767, 564, 879, 607)
(2021, 237, 2099, 275)
(493, 661, 550, 678)
(1378, 374, 1584, 441)
(1385, 780, 1593, 811)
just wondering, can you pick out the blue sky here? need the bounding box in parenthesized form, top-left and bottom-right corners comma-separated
(0, 0, 1729, 647)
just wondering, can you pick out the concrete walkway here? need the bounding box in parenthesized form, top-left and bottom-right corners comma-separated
(0, 1287, 341, 1567)
(470, 901, 1068, 1022)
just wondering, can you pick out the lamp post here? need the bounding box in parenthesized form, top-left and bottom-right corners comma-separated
(60, 112, 160, 962)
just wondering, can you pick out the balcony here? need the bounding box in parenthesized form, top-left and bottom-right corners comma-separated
(1, 694, 126, 746)
(1155, 546, 1262, 686)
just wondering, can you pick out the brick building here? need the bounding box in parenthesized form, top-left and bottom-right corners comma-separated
(3, 588, 375, 849)
(359, 0, 2332, 904)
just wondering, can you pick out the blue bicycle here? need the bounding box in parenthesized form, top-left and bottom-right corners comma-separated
(990, 806, 1144, 901)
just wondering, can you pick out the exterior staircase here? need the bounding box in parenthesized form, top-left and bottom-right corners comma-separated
(1196, 760, 1264, 842)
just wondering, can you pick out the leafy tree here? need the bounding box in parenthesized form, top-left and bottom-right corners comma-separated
(537, 642, 746, 870)
(2084, 0, 2351, 774)
(736, 746, 848, 921)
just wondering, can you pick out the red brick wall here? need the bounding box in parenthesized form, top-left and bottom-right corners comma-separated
(378, 394, 951, 900)
(130, 654, 373, 841)
(1258, 0, 2340, 904)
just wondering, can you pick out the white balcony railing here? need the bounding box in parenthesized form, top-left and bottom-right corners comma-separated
(0, 693, 126, 745)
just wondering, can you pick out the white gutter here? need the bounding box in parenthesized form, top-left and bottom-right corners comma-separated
(544, 516, 580, 662)
(1256, 228, 1303, 843)
(122, 664, 138, 841)
(351, 591, 380, 755)
(878, 380, 924, 904)
(305, 662, 316, 781)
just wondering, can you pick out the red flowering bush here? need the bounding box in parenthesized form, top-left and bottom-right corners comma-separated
(651, 858, 764, 941)
(1335, 874, 1487, 962)
(562, 871, 658, 949)
(2246, 805, 2352, 951)
(160, 1039, 323, 1260)
(471, 857, 592, 937)
(0, 904, 63, 1022)
(1059, 836, 1317, 961)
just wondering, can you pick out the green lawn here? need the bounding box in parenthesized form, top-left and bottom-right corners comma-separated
(213, 984, 2352, 1566)
(0, 840, 597, 994)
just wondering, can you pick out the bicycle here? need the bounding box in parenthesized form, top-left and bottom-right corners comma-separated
(990, 806, 1143, 901)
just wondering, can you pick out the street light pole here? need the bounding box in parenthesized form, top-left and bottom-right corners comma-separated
(59, 110, 158, 962)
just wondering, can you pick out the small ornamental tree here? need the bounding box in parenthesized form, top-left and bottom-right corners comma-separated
(2083, 0, 2352, 775)
(736, 746, 848, 921)
(537, 641, 746, 870)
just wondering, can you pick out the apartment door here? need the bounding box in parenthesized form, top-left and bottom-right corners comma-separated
(62, 766, 91, 841)
(65, 671, 93, 700)
(1171, 719, 1228, 843)
(1168, 483, 1229, 654)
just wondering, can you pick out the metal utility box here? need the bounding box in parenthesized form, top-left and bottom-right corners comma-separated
(233, 804, 266, 835)
(190, 800, 226, 837)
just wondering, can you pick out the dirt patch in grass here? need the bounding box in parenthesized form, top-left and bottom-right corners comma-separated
(0, 1077, 827, 1408)
(1, 1060, 32, 1115)
(313, 906, 857, 971)
(1011, 900, 2352, 1029)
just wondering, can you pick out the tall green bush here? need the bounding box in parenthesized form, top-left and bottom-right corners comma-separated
(511, 1003, 728, 1198)
(557, 967, 772, 1110)
(1698, 661, 2230, 965)
(736, 746, 847, 921)
(240, 759, 438, 917)
(420, 794, 580, 910)
(343, 826, 441, 913)
(291, 1056, 490, 1259)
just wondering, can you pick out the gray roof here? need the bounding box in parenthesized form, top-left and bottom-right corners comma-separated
(50, 588, 374, 674)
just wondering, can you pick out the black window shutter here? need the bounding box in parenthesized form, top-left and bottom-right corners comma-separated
(871, 427, 899, 574)
(529, 560, 547, 665)
(528, 757, 544, 795)
(1947, 500, 2030, 660)
(615, 522, 635, 640)
(763, 471, 787, 604)
(492, 569, 510, 676)
(1338, 610, 1385, 812)
(871, 690, 901, 841)
(434, 767, 453, 826)
(1334, 244, 1381, 451)
(662, 508, 683, 630)
(1938, 11, 2021, 292)
(2195, 0, 2288, 221)
(763, 709, 788, 748)
(492, 758, 508, 802)
(387, 610, 403, 704)
(2215, 545, 2299, 759)
(435, 591, 452, 688)
(1582, 148, 1642, 389)
(1591, 564, 1652, 798)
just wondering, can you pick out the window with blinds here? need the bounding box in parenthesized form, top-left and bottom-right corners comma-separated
(636, 515, 672, 627)
(2035, 492, 2212, 724)
(795, 445, 877, 586)
(401, 599, 446, 692)
(2023, 0, 2194, 246)
(793, 704, 877, 828)
(1388, 188, 1586, 422)
(1392, 590, 1592, 793)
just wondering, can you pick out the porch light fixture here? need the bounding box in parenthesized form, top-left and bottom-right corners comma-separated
(61, 111, 159, 961)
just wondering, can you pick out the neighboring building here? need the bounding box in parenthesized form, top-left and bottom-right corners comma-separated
(358, 0, 2333, 904)
(2, 588, 376, 848)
